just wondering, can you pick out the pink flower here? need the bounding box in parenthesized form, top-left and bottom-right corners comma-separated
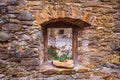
(61, 50, 67, 53)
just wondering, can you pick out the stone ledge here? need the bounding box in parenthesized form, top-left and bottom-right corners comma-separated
(40, 62, 90, 75)
(52, 60, 74, 69)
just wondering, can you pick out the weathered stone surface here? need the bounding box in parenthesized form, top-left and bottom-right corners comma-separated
(114, 33, 120, 39)
(16, 72, 27, 77)
(9, 19, 20, 23)
(110, 55, 119, 64)
(7, 0, 20, 5)
(0, 74, 5, 79)
(23, 66, 39, 71)
(103, 73, 116, 80)
(17, 11, 33, 21)
(75, 65, 90, 73)
(42, 68, 76, 75)
(104, 63, 119, 69)
(5, 68, 19, 76)
(7, 6, 19, 13)
(113, 12, 120, 19)
(9, 50, 38, 58)
(7, 14, 16, 18)
(52, 60, 74, 69)
(21, 58, 39, 66)
(21, 21, 33, 25)
(113, 28, 120, 33)
(22, 34, 31, 41)
(103, 54, 120, 64)
(109, 42, 120, 51)
(0, 0, 119, 79)
(0, 17, 9, 25)
(81, 60, 94, 68)
(32, 31, 42, 38)
(0, 54, 9, 60)
(0, 32, 10, 41)
(40, 62, 75, 75)
(0, 60, 7, 68)
(90, 56, 102, 63)
(2, 23, 22, 31)
(104, 9, 117, 14)
(0, 5, 7, 14)
(115, 21, 120, 28)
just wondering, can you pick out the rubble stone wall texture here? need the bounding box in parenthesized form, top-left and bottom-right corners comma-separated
(0, 0, 120, 79)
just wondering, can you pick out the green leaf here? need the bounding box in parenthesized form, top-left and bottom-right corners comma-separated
(58, 54, 67, 61)
(67, 50, 70, 55)
(48, 48, 53, 54)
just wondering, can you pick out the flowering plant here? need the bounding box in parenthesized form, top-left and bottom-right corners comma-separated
(48, 47, 71, 61)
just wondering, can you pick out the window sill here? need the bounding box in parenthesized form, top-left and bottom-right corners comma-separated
(40, 61, 90, 75)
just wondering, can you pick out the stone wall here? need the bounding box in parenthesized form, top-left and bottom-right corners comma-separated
(0, 0, 120, 79)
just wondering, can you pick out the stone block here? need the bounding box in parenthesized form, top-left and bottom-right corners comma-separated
(9, 19, 20, 24)
(16, 72, 27, 77)
(24, 66, 39, 71)
(52, 60, 74, 69)
(5, 68, 18, 76)
(70, 6, 76, 18)
(33, 13, 41, 25)
(21, 21, 33, 26)
(7, 14, 16, 18)
(115, 21, 120, 28)
(110, 55, 119, 64)
(7, 6, 19, 13)
(109, 42, 120, 51)
(82, 2, 102, 7)
(103, 74, 116, 80)
(0, 5, 7, 14)
(102, 54, 120, 64)
(104, 9, 117, 14)
(2, 23, 22, 31)
(0, 60, 7, 68)
(0, 54, 9, 60)
(0, 17, 9, 25)
(0, 32, 10, 41)
(17, 11, 33, 21)
(42, 10, 49, 21)
(0, 74, 5, 79)
(7, 0, 20, 5)
(22, 34, 31, 41)
(81, 12, 88, 21)
(61, 11, 65, 18)
(51, 10, 58, 19)
(113, 28, 120, 33)
(75, 65, 90, 73)
(21, 58, 39, 66)
(113, 12, 120, 19)
(40, 62, 75, 75)
(32, 31, 42, 38)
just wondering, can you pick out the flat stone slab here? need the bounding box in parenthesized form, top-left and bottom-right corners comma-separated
(74, 65, 90, 73)
(52, 60, 74, 69)
(40, 62, 75, 75)
(40, 62, 90, 75)
(0, 32, 10, 42)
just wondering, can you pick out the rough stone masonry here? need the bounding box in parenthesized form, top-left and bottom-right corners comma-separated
(0, 0, 120, 80)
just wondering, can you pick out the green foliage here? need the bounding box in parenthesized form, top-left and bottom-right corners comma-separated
(58, 54, 67, 61)
(48, 47, 71, 61)
(48, 48, 58, 60)
(66, 50, 70, 55)
(48, 48, 57, 55)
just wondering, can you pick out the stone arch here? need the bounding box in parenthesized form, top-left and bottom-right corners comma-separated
(33, 5, 97, 27)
